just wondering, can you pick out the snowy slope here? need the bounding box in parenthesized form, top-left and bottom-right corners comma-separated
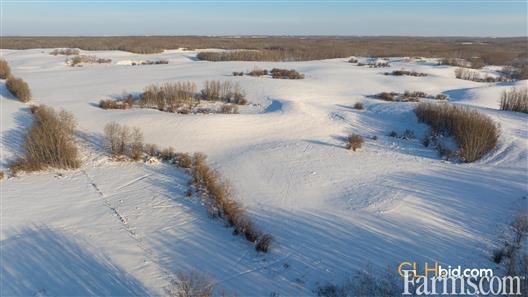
(1, 49, 527, 296)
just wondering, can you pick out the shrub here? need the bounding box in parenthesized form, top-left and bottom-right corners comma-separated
(0, 171, 4, 180)
(160, 147, 176, 161)
(144, 143, 159, 158)
(348, 57, 358, 63)
(414, 102, 498, 162)
(385, 70, 427, 77)
(256, 234, 273, 253)
(0, 59, 11, 79)
(166, 271, 215, 297)
(368, 61, 390, 68)
(99, 99, 131, 110)
(353, 102, 364, 110)
(440, 57, 470, 67)
(6, 77, 31, 102)
(10, 105, 80, 175)
(129, 127, 143, 161)
(500, 87, 528, 113)
(50, 48, 80, 56)
(435, 94, 448, 100)
(140, 81, 197, 111)
(401, 91, 427, 102)
(232, 71, 244, 76)
(175, 153, 192, 168)
(247, 68, 268, 76)
(190, 153, 271, 251)
(68, 55, 111, 66)
(377, 92, 396, 101)
(346, 134, 364, 151)
(270, 68, 304, 79)
(388, 131, 398, 137)
(104, 122, 144, 161)
(200, 80, 247, 104)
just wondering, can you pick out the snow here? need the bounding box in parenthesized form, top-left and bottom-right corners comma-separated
(1, 49, 527, 296)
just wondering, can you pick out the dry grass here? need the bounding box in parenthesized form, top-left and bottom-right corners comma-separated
(346, 134, 364, 151)
(10, 105, 80, 175)
(0, 59, 11, 79)
(500, 87, 528, 113)
(6, 77, 31, 102)
(191, 153, 272, 252)
(415, 102, 499, 162)
(3, 36, 526, 65)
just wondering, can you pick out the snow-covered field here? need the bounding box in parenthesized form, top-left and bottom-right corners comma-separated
(1, 49, 527, 296)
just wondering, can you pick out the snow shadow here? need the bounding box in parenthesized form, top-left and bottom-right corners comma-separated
(264, 99, 283, 113)
(0, 82, 18, 102)
(0, 107, 33, 166)
(1, 225, 150, 296)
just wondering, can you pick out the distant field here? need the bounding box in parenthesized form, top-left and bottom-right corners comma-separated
(2, 36, 527, 64)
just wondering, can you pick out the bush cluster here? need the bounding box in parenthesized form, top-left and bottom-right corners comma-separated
(50, 48, 80, 56)
(246, 68, 268, 77)
(191, 153, 272, 252)
(200, 80, 247, 104)
(500, 87, 528, 113)
(140, 81, 198, 112)
(6, 76, 32, 102)
(234, 68, 304, 79)
(131, 59, 168, 66)
(415, 102, 498, 162)
(103, 122, 144, 160)
(385, 70, 427, 77)
(10, 105, 80, 175)
(99, 93, 134, 110)
(68, 55, 112, 66)
(374, 91, 446, 102)
(454, 68, 508, 82)
(270, 68, 305, 79)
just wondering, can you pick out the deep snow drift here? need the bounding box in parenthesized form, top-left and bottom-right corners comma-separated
(1, 49, 527, 296)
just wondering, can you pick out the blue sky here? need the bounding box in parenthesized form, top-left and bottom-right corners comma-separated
(2, 1, 527, 36)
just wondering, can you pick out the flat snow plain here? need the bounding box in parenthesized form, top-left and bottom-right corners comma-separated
(1, 49, 527, 296)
